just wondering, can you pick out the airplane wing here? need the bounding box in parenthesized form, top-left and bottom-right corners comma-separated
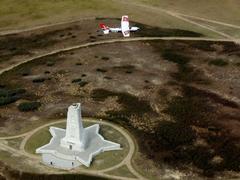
(109, 28, 122, 32)
(121, 15, 130, 37)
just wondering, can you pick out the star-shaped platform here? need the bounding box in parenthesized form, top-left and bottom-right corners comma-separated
(36, 124, 121, 168)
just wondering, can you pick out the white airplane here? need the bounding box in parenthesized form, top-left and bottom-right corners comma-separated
(99, 15, 139, 37)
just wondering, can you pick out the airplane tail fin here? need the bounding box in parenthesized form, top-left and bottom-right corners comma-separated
(99, 23, 109, 30)
(99, 23, 110, 34)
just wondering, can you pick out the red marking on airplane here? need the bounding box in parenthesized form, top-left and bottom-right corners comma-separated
(99, 23, 109, 30)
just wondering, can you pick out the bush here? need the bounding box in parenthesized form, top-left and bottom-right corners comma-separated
(71, 78, 82, 83)
(104, 76, 112, 80)
(32, 78, 45, 83)
(46, 61, 55, 66)
(191, 41, 216, 51)
(89, 35, 96, 39)
(18, 102, 41, 112)
(75, 62, 82, 66)
(156, 121, 196, 148)
(125, 70, 133, 74)
(101, 56, 109, 61)
(208, 59, 228, 66)
(162, 49, 190, 65)
(0, 96, 20, 106)
(96, 68, 107, 73)
(0, 88, 26, 106)
(78, 81, 88, 87)
(91, 89, 153, 116)
(21, 70, 30, 76)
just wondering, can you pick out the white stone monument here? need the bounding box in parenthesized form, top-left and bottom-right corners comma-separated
(36, 103, 121, 169)
(60, 104, 86, 151)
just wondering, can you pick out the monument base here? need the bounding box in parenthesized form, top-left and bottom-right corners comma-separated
(36, 124, 121, 168)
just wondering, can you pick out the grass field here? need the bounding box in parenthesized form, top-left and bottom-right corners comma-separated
(0, 0, 224, 38)
(131, 0, 240, 39)
(181, 16, 240, 39)
(0, 0, 119, 30)
(139, 0, 240, 26)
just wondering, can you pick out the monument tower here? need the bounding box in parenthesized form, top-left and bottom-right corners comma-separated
(61, 103, 86, 151)
(36, 103, 121, 169)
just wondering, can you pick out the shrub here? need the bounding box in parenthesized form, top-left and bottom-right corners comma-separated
(191, 41, 216, 51)
(78, 81, 88, 87)
(101, 56, 109, 61)
(32, 78, 45, 83)
(89, 36, 96, 39)
(71, 78, 82, 83)
(162, 49, 190, 65)
(91, 89, 116, 101)
(21, 70, 30, 76)
(156, 121, 196, 148)
(91, 89, 153, 116)
(0, 96, 20, 106)
(0, 88, 26, 106)
(208, 59, 228, 66)
(18, 102, 41, 112)
(46, 61, 55, 66)
(75, 62, 82, 66)
(96, 68, 107, 73)
(125, 70, 132, 74)
(104, 76, 112, 80)
(164, 89, 213, 126)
